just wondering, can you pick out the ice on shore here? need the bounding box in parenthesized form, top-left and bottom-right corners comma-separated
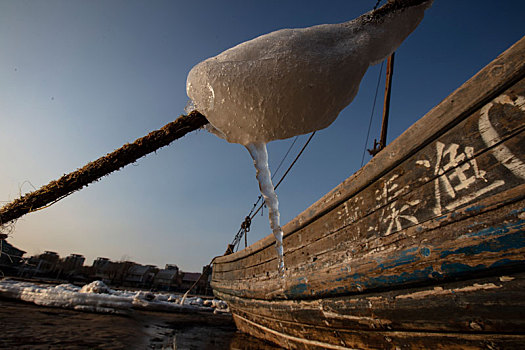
(186, 1, 432, 271)
(0, 279, 228, 314)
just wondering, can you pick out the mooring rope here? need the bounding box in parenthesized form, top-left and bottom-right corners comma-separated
(0, 111, 208, 229)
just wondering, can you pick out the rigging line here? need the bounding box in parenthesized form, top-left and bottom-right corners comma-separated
(250, 131, 316, 220)
(271, 136, 299, 180)
(360, 60, 384, 167)
(248, 196, 262, 217)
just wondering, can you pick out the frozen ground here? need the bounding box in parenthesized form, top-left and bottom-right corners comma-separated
(0, 279, 228, 315)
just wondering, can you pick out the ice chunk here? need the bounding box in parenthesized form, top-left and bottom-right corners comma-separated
(187, 0, 432, 145)
(0, 279, 229, 314)
(79, 280, 112, 294)
(186, 1, 431, 272)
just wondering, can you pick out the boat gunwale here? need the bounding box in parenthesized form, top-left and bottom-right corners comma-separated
(213, 36, 525, 267)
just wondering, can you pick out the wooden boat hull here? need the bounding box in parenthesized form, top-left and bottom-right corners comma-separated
(212, 37, 525, 349)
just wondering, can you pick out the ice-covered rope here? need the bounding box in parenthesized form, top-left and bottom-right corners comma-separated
(0, 111, 208, 230)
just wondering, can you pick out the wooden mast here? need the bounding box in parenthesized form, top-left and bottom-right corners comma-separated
(380, 52, 395, 149)
(369, 52, 395, 156)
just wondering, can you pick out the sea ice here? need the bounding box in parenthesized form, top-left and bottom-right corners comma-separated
(0, 279, 229, 314)
(186, 0, 432, 271)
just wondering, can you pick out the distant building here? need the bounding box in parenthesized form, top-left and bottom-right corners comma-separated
(61, 254, 85, 272)
(93, 257, 110, 269)
(180, 272, 201, 292)
(87, 258, 136, 286)
(88, 257, 111, 281)
(153, 265, 180, 291)
(0, 240, 26, 276)
(124, 264, 157, 288)
(105, 261, 136, 287)
(36, 251, 60, 275)
(165, 264, 179, 271)
(198, 265, 213, 296)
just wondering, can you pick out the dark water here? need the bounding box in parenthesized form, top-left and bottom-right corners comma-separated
(147, 310, 282, 350)
(0, 298, 281, 349)
(156, 324, 282, 350)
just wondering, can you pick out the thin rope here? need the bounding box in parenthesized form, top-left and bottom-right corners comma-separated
(360, 61, 384, 167)
(271, 136, 299, 180)
(373, 0, 383, 10)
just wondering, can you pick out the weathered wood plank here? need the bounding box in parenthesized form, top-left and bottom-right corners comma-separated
(213, 36, 525, 268)
(233, 310, 525, 350)
(216, 272, 525, 334)
(211, 36, 525, 350)
(212, 119, 525, 287)
(213, 78, 525, 276)
(213, 193, 525, 299)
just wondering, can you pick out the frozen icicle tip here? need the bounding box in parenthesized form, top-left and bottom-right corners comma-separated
(246, 142, 286, 272)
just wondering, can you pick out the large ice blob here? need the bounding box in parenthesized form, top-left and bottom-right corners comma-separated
(186, 1, 432, 273)
(187, 0, 432, 145)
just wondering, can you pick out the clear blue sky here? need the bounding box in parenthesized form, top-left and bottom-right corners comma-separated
(1, 0, 523, 272)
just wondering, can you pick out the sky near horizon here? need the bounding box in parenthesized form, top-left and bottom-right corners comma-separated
(1, 0, 524, 272)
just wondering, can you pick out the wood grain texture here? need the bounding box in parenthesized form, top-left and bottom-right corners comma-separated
(213, 36, 525, 267)
(213, 77, 525, 300)
(211, 37, 525, 349)
(216, 272, 525, 334)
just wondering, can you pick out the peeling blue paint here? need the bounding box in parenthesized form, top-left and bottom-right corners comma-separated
(339, 266, 352, 273)
(288, 283, 308, 296)
(509, 208, 525, 215)
(441, 262, 486, 275)
(431, 271, 443, 278)
(466, 219, 524, 238)
(441, 258, 525, 275)
(377, 247, 419, 270)
(420, 247, 431, 257)
(435, 215, 448, 221)
(369, 266, 435, 286)
(466, 222, 483, 229)
(331, 266, 435, 292)
(489, 258, 525, 268)
(284, 220, 524, 299)
(440, 230, 524, 259)
(466, 205, 485, 213)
